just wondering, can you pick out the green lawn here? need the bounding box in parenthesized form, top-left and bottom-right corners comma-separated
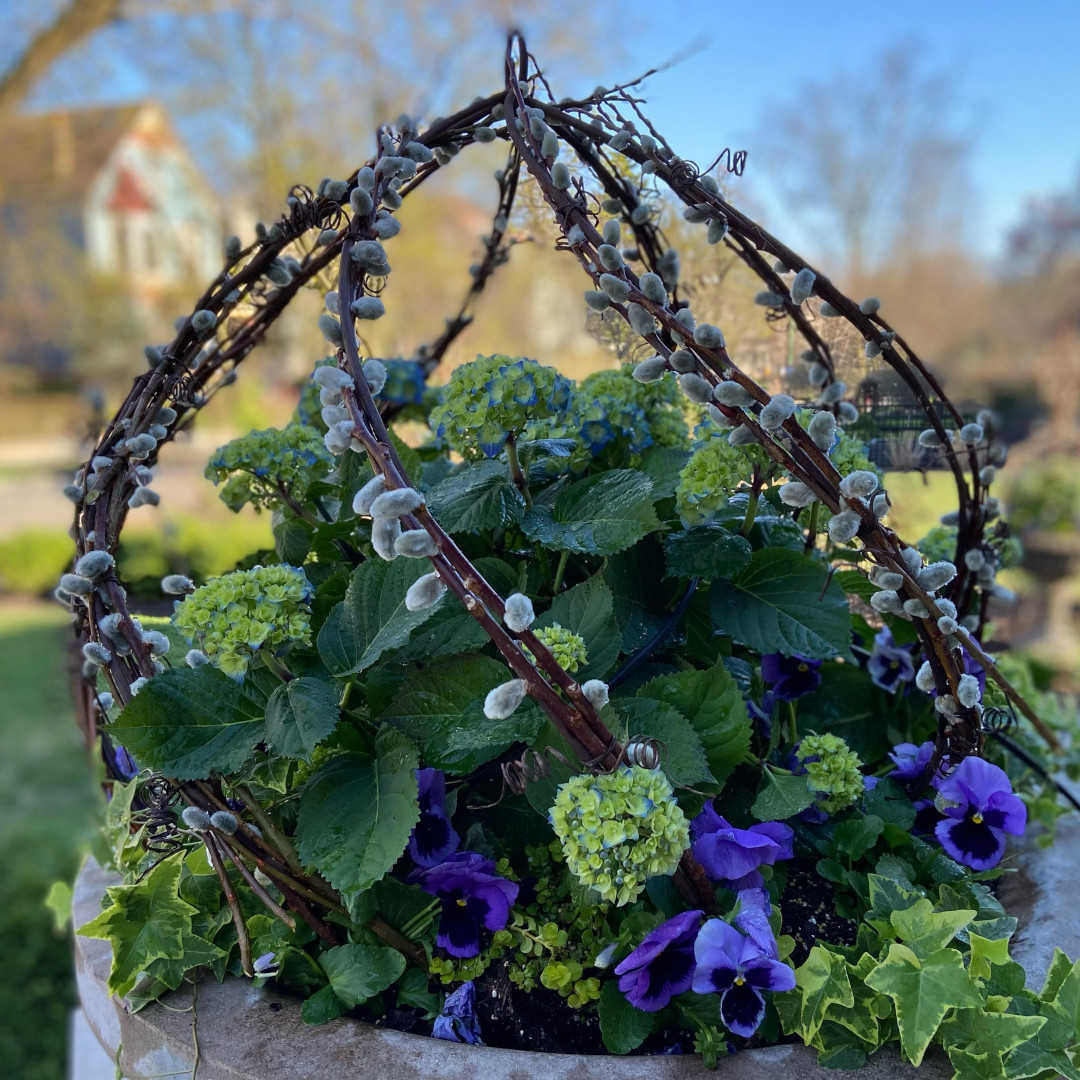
(0, 602, 100, 1080)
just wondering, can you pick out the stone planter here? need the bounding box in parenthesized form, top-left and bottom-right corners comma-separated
(76, 819, 1080, 1080)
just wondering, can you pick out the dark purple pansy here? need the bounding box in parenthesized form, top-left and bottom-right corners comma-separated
(408, 768, 460, 867)
(867, 626, 915, 693)
(413, 852, 518, 958)
(691, 803, 793, 889)
(887, 740, 935, 785)
(691, 918, 795, 1038)
(745, 692, 777, 739)
(614, 909, 703, 1012)
(113, 744, 139, 781)
(733, 887, 780, 959)
(760, 653, 822, 701)
(432, 980, 483, 1044)
(932, 756, 1026, 871)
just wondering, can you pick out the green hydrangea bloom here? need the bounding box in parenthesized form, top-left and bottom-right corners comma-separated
(675, 437, 760, 526)
(205, 425, 331, 514)
(549, 766, 690, 906)
(796, 733, 865, 813)
(525, 624, 587, 673)
(429, 354, 575, 460)
(172, 565, 313, 678)
(917, 525, 959, 566)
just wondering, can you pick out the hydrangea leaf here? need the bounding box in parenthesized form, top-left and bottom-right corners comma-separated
(521, 470, 660, 555)
(864, 944, 984, 1065)
(317, 558, 442, 677)
(834, 814, 885, 862)
(264, 676, 341, 761)
(637, 660, 750, 786)
(618, 698, 714, 787)
(109, 665, 270, 780)
(381, 600, 490, 666)
(380, 654, 543, 774)
(639, 446, 692, 499)
(751, 765, 815, 821)
(274, 518, 312, 563)
(536, 574, 621, 680)
(663, 525, 752, 581)
(295, 730, 419, 904)
(78, 855, 197, 997)
(605, 539, 674, 651)
(788, 944, 855, 1042)
(598, 980, 658, 1054)
(319, 943, 407, 1007)
(889, 899, 976, 959)
(709, 548, 852, 659)
(426, 459, 527, 534)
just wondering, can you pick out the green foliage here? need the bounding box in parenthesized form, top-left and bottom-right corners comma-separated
(675, 436, 764, 526)
(264, 676, 340, 760)
(425, 458, 526, 533)
(1006, 456, 1080, 534)
(525, 623, 588, 673)
(0, 529, 73, 596)
(663, 524, 752, 580)
(599, 978, 658, 1053)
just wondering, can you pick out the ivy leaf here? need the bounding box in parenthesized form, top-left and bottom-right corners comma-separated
(295, 730, 419, 905)
(751, 766, 814, 821)
(143, 932, 227, 991)
(889, 899, 976, 959)
(598, 980, 657, 1054)
(521, 470, 660, 555)
(380, 655, 543, 774)
(663, 526, 752, 581)
(789, 944, 855, 1042)
(637, 661, 750, 787)
(109, 665, 270, 780)
(264, 677, 340, 761)
(317, 559, 441, 677)
(867, 873, 924, 919)
(942, 1008, 1046, 1080)
(78, 855, 197, 997)
(319, 943, 407, 1007)
(537, 574, 621, 681)
(426, 460, 526, 534)
(966, 932, 1013, 982)
(710, 548, 852, 659)
(864, 944, 984, 1066)
(618, 698, 714, 787)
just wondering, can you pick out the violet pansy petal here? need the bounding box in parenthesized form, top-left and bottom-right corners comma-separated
(721, 982, 767, 1038)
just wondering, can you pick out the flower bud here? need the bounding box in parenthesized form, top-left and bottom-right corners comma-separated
(483, 678, 527, 720)
(838, 471, 879, 499)
(790, 268, 816, 305)
(859, 297, 880, 315)
(627, 302, 657, 336)
(97, 692, 114, 712)
(322, 405, 350, 426)
(865, 339, 882, 359)
(363, 359, 387, 394)
(182, 807, 212, 831)
(979, 466, 996, 486)
(900, 547, 923, 574)
(405, 571, 446, 611)
(210, 811, 239, 834)
(597, 244, 623, 271)
(371, 516, 401, 561)
(318, 314, 343, 347)
(598, 273, 630, 303)
(370, 487, 423, 519)
(959, 423, 983, 445)
(584, 290, 611, 312)
(61, 573, 95, 596)
(917, 561, 957, 593)
(83, 641, 112, 665)
(192, 309, 217, 335)
(754, 290, 785, 307)
(582, 679, 609, 709)
(935, 598, 957, 619)
(350, 297, 385, 320)
(870, 590, 904, 614)
(128, 487, 160, 508)
(632, 356, 667, 383)
(714, 381, 752, 407)
(937, 616, 959, 635)
(693, 323, 725, 349)
(838, 401, 860, 424)
(903, 599, 929, 617)
(395, 529, 438, 558)
(915, 661, 935, 692)
(504, 593, 535, 633)
(870, 569, 904, 590)
(873, 493, 890, 519)
(728, 425, 758, 447)
(935, 694, 958, 717)
(125, 433, 158, 459)
(130, 676, 149, 695)
(964, 549, 985, 572)
(827, 509, 861, 544)
(76, 551, 114, 580)
(601, 219, 621, 247)
(778, 481, 817, 507)
(706, 218, 728, 244)
(818, 381, 846, 406)
(353, 475, 387, 517)
(674, 307, 695, 332)
(819, 301, 842, 317)
(678, 373, 712, 404)
(808, 410, 837, 450)
(638, 272, 667, 304)
(669, 349, 696, 373)
(918, 428, 943, 448)
(141, 630, 170, 656)
(808, 362, 829, 387)
(552, 163, 571, 188)
(313, 367, 354, 391)
(706, 405, 732, 429)
(759, 393, 795, 431)
(186, 649, 209, 668)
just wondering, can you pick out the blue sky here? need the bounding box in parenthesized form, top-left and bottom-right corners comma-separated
(552, 0, 1080, 259)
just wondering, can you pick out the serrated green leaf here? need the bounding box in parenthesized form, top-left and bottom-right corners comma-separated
(274, 518, 312, 563)
(618, 698, 714, 786)
(537, 574, 621, 681)
(264, 677, 340, 760)
(425, 460, 527, 534)
(751, 766, 814, 821)
(108, 666, 270, 780)
(295, 730, 419, 903)
(78, 855, 197, 997)
(639, 446, 691, 499)
(710, 548, 852, 659)
(598, 980, 656, 1054)
(867, 873, 925, 919)
(663, 525, 752, 581)
(380, 655, 543, 774)
(521, 470, 660, 555)
(637, 661, 750, 787)
(317, 559, 441, 677)
(864, 944, 984, 1065)
(381, 600, 490, 666)
(605, 539, 674, 652)
(319, 943, 407, 1007)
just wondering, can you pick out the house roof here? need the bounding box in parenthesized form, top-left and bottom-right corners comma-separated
(0, 102, 150, 205)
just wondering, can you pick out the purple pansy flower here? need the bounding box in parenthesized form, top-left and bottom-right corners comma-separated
(691, 919, 795, 1038)
(887, 740, 935, 785)
(733, 887, 780, 959)
(745, 692, 777, 739)
(413, 852, 518, 958)
(432, 980, 483, 1044)
(867, 626, 915, 693)
(690, 803, 794, 889)
(760, 653, 822, 701)
(408, 768, 460, 867)
(614, 909, 703, 1012)
(932, 757, 1026, 870)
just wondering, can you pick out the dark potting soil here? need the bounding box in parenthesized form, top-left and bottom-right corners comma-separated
(780, 860, 857, 967)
